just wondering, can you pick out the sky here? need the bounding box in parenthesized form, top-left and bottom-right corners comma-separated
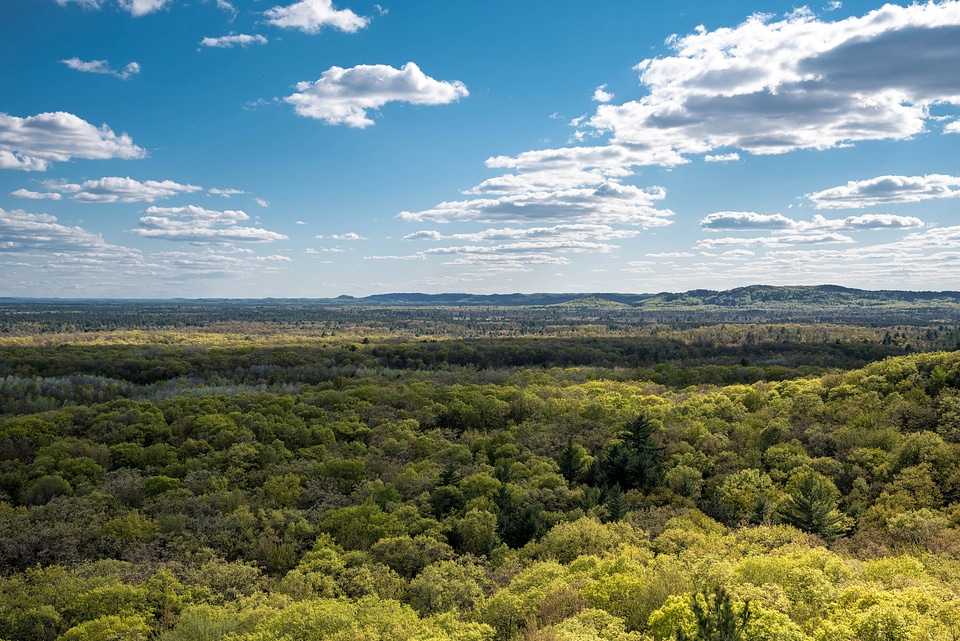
(1, 0, 960, 297)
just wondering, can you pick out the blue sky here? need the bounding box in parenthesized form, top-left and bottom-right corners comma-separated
(2, 0, 960, 297)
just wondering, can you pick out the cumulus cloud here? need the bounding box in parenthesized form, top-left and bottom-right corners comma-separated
(200, 34, 268, 48)
(402, 230, 443, 241)
(391, 224, 637, 272)
(403, 223, 638, 243)
(399, 182, 672, 227)
(131, 205, 289, 243)
(10, 189, 62, 200)
(42, 177, 203, 203)
(286, 62, 468, 127)
(704, 153, 740, 163)
(719, 249, 757, 260)
(54, 0, 104, 8)
(330, 232, 366, 240)
(701, 212, 797, 230)
(0, 112, 144, 171)
(264, 0, 369, 34)
(209, 187, 246, 197)
(118, 0, 170, 16)
(946, 121, 960, 134)
(254, 198, 269, 208)
(61, 58, 140, 79)
(588, 2, 960, 158)
(592, 85, 614, 103)
(807, 174, 960, 208)
(0, 208, 138, 256)
(700, 211, 923, 232)
(215, 0, 237, 16)
(697, 232, 855, 249)
(57, 0, 171, 15)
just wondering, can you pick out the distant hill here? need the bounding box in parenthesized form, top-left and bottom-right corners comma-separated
(307, 285, 960, 309)
(5, 285, 960, 309)
(553, 296, 634, 308)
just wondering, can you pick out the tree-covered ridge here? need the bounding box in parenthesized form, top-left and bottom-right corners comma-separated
(3, 324, 960, 641)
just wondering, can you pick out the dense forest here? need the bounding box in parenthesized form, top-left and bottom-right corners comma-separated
(3, 291, 960, 641)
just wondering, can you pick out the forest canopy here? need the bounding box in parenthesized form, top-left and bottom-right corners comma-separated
(3, 292, 960, 641)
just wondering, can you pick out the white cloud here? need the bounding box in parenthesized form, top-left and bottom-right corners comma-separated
(647, 251, 695, 258)
(840, 213, 925, 229)
(0, 112, 144, 171)
(701, 212, 796, 230)
(592, 84, 614, 103)
(701, 210, 923, 232)
(49, 177, 202, 203)
(264, 0, 369, 34)
(10, 189, 62, 200)
(697, 232, 855, 249)
(0, 208, 138, 257)
(200, 34, 268, 48)
(118, 0, 170, 16)
(719, 249, 757, 260)
(132, 205, 289, 243)
(808, 174, 960, 208)
(209, 187, 246, 197)
(55, 0, 168, 14)
(286, 62, 468, 128)
(391, 224, 637, 273)
(254, 198, 270, 208)
(946, 121, 960, 134)
(469, 145, 685, 197)
(216, 0, 237, 15)
(402, 230, 443, 241)
(330, 232, 366, 240)
(587, 2, 960, 158)
(54, 0, 103, 8)
(704, 153, 740, 163)
(398, 182, 673, 227)
(366, 254, 427, 261)
(61, 58, 140, 79)
(140, 205, 251, 226)
(256, 254, 292, 261)
(404, 223, 638, 243)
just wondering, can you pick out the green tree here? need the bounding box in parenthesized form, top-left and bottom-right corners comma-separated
(778, 470, 852, 541)
(597, 415, 665, 493)
(676, 587, 751, 641)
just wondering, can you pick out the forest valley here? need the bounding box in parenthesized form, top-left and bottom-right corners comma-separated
(3, 291, 960, 641)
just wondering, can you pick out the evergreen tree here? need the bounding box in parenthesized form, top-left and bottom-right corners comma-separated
(604, 483, 628, 522)
(778, 470, 852, 541)
(676, 586, 752, 641)
(597, 414, 665, 492)
(557, 439, 585, 484)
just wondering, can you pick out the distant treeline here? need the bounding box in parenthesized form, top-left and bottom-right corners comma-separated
(6, 285, 960, 335)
